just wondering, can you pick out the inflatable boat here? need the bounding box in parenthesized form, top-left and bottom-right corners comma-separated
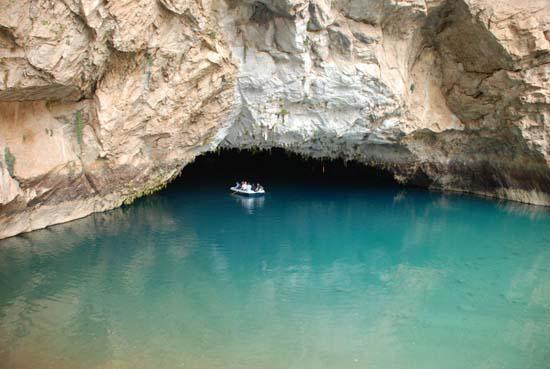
(230, 186, 266, 196)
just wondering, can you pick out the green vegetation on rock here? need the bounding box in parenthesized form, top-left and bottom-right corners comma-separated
(4, 147, 16, 176)
(75, 110, 84, 145)
(123, 181, 168, 206)
(278, 108, 290, 123)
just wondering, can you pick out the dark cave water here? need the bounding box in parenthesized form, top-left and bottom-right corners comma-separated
(0, 150, 549, 369)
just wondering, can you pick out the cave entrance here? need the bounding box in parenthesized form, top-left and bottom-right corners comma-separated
(173, 148, 399, 188)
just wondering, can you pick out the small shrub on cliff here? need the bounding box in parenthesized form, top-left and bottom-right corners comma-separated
(74, 110, 84, 145)
(277, 108, 290, 123)
(4, 147, 16, 176)
(207, 30, 217, 40)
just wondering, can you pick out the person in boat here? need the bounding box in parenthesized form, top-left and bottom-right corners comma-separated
(235, 181, 241, 189)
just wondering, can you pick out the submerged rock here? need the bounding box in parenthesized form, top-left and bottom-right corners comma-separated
(0, 0, 549, 238)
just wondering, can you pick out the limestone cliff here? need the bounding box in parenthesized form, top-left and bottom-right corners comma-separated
(0, 0, 548, 239)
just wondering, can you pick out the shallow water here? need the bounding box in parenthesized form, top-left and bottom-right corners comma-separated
(0, 184, 549, 369)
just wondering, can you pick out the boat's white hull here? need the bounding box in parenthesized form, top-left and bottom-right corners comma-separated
(230, 187, 265, 196)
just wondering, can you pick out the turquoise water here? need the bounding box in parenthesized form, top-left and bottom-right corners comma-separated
(0, 184, 549, 369)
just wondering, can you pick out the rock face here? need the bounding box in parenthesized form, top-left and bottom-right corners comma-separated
(219, 0, 550, 202)
(0, 0, 238, 238)
(0, 0, 549, 239)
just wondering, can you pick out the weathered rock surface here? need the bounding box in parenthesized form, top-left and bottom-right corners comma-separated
(219, 0, 550, 203)
(0, 0, 549, 239)
(0, 0, 238, 238)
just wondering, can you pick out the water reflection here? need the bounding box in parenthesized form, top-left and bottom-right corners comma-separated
(0, 185, 549, 369)
(498, 200, 550, 220)
(393, 190, 407, 203)
(231, 193, 265, 214)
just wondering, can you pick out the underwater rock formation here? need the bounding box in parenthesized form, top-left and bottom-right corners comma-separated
(0, 0, 549, 238)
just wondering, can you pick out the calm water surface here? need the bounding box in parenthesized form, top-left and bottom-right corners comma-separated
(0, 184, 549, 369)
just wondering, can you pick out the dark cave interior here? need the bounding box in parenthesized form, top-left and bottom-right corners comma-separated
(174, 148, 399, 188)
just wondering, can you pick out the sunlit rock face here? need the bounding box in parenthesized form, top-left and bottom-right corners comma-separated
(0, 0, 549, 238)
(219, 0, 550, 203)
(0, 0, 238, 238)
